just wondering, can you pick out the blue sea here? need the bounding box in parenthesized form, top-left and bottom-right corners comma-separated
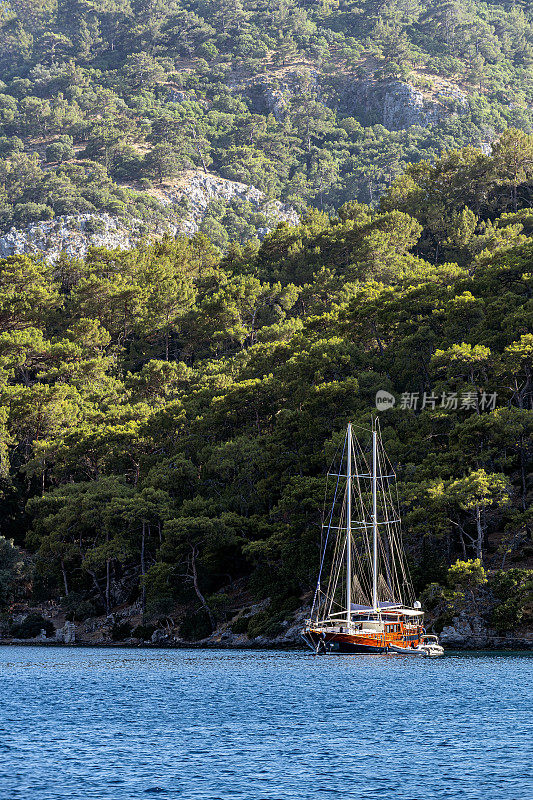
(0, 647, 531, 800)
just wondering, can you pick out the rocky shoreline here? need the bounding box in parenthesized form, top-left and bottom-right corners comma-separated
(439, 616, 533, 651)
(3, 618, 533, 652)
(0, 638, 303, 650)
(4, 590, 533, 652)
(2, 638, 533, 651)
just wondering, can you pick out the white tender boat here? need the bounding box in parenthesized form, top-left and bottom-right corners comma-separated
(389, 635, 444, 658)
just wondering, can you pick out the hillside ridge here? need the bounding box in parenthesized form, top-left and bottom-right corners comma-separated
(0, 170, 299, 260)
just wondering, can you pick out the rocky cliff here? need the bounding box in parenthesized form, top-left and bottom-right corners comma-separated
(338, 78, 468, 130)
(439, 612, 533, 650)
(243, 70, 469, 131)
(0, 171, 298, 262)
(150, 170, 298, 236)
(0, 213, 144, 262)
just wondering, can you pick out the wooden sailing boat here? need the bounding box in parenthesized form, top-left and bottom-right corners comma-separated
(301, 420, 443, 657)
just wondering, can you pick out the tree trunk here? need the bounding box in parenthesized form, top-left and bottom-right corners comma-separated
(60, 559, 69, 597)
(458, 526, 467, 559)
(87, 568, 107, 611)
(475, 504, 483, 561)
(371, 323, 384, 358)
(519, 440, 532, 540)
(106, 559, 111, 614)
(190, 545, 216, 631)
(191, 130, 208, 173)
(141, 520, 146, 611)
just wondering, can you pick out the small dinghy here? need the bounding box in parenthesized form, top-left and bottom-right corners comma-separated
(389, 635, 444, 658)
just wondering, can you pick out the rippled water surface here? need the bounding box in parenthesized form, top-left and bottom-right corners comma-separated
(0, 647, 532, 799)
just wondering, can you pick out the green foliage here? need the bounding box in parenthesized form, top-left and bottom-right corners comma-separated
(46, 136, 75, 163)
(232, 596, 301, 638)
(230, 614, 251, 635)
(0, 0, 529, 244)
(132, 623, 155, 640)
(0, 537, 30, 606)
(447, 559, 488, 590)
(10, 190, 530, 626)
(0, 0, 531, 640)
(62, 592, 95, 621)
(490, 569, 533, 632)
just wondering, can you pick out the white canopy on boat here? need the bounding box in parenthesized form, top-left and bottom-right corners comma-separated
(328, 603, 424, 617)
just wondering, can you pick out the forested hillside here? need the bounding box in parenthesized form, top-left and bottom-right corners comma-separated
(0, 0, 531, 644)
(0, 135, 531, 643)
(0, 0, 532, 245)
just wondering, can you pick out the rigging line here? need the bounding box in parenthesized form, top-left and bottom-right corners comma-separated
(311, 431, 347, 620)
(349, 420, 375, 435)
(320, 476, 346, 619)
(376, 429, 412, 601)
(376, 425, 413, 605)
(376, 440, 394, 596)
(351, 433, 376, 605)
(328, 526, 346, 619)
(326, 491, 347, 617)
(320, 432, 346, 578)
(380, 436, 403, 601)
(328, 490, 348, 617)
(350, 435, 372, 604)
(321, 429, 349, 537)
(349, 434, 367, 603)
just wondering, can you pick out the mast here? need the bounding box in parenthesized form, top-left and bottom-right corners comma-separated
(372, 422, 378, 613)
(346, 422, 352, 626)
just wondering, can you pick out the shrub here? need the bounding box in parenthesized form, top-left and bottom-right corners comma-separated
(12, 202, 54, 226)
(84, 217, 107, 235)
(62, 592, 96, 621)
(0, 135, 23, 156)
(491, 598, 524, 632)
(447, 559, 487, 590)
(0, 537, 30, 606)
(179, 610, 212, 641)
(106, 200, 126, 215)
(143, 596, 174, 621)
(230, 614, 250, 635)
(197, 42, 219, 60)
(10, 613, 54, 639)
(239, 596, 301, 639)
(419, 582, 446, 612)
(132, 624, 155, 641)
(206, 592, 231, 622)
(46, 140, 75, 163)
(247, 610, 285, 639)
(490, 569, 533, 632)
(111, 620, 132, 641)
